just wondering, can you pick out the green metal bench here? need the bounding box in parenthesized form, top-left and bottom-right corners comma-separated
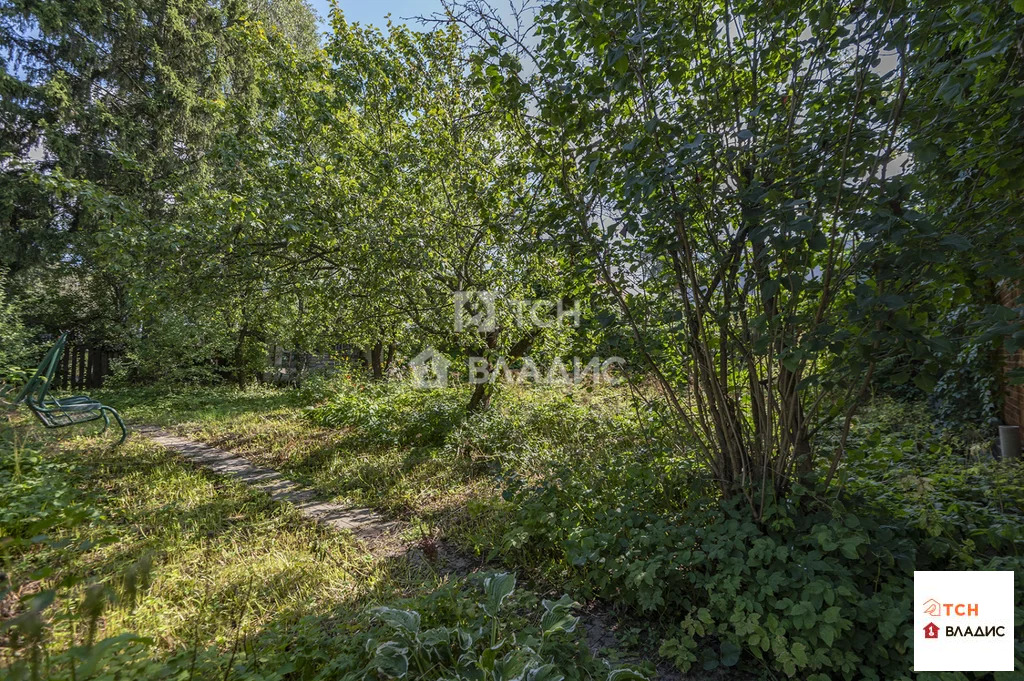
(2, 333, 128, 444)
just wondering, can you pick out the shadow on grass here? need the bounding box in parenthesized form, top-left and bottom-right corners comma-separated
(4, 428, 440, 655)
(2, 399, 652, 680)
(92, 386, 306, 427)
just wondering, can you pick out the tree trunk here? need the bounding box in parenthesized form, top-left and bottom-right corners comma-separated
(466, 328, 542, 413)
(370, 341, 384, 380)
(467, 381, 492, 412)
(780, 363, 813, 477)
(233, 322, 249, 388)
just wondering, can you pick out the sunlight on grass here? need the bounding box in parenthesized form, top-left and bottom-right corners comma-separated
(2, 419, 452, 663)
(93, 382, 652, 563)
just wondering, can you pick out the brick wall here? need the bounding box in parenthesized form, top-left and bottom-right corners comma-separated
(999, 283, 1024, 427)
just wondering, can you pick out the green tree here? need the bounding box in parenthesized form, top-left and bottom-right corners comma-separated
(471, 0, 1016, 509)
(325, 17, 579, 407)
(0, 0, 319, 370)
(901, 0, 1024, 412)
(0, 269, 32, 371)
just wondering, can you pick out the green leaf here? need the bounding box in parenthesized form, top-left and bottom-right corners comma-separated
(370, 607, 421, 634)
(840, 538, 861, 559)
(939, 234, 972, 251)
(494, 650, 533, 680)
(791, 641, 809, 666)
(913, 372, 937, 393)
(419, 626, 451, 647)
(782, 354, 801, 372)
(371, 642, 409, 678)
(808, 231, 828, 251)
(528, 664, 566, 681)
(481, 646, 497, 671)
(720, 640, 741, 666)
(913, 142, 941, 163)
(819, 624, 835, 647)
(541, 594, 579, 635)
(483, 572, 516, 616)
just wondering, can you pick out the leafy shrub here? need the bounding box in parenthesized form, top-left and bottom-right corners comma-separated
(1, 424, 113, 678)
(0, 428, 99, 551)
(0, 272, 34, 376)
(352, 573, 642, 681)
(294, 369, 360, 403)
(501, 401, 1024, 679)
(442, 388, 635, 466)
(306, 382, 466, 448)
(871, 305, 1002, 436)
(105, 311, 270, 387)
(840, 400, 1024, 562)
(929, 339, 1000, 436)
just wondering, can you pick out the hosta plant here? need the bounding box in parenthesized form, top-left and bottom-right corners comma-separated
(361, 573, 645, 681)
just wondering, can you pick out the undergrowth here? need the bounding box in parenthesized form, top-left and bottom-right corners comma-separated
(21, 381, 1022, 680)
(0, 412, 640, 680)
(499, 398, 1024, 679)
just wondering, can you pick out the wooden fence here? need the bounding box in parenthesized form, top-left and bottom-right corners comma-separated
(55, 346, 114, 390)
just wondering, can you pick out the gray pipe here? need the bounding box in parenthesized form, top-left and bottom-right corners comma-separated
(999, 425, 1021, 461)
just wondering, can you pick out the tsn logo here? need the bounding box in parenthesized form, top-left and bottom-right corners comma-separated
(914, 571, 1014, 672)
(923, 598, 979, 617)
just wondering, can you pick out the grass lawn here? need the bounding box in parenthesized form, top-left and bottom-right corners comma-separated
(3, 380, 1022, 680)
(1, 382, 650, 680)
(93, 382, 651, 564)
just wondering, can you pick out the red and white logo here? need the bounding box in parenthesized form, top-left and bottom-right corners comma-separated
(914, 571, 1014, 672)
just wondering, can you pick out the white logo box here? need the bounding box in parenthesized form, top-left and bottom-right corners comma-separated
(914, 570, 1015, 672)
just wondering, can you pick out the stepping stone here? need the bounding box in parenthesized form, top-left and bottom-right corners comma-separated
(135, 426, 401, 540)
(134, 427, 640, 671)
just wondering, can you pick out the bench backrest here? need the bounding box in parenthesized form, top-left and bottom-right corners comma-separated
(8, 334, 67, 407)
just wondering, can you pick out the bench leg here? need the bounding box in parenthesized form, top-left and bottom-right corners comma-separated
(101, 406, 128, 445)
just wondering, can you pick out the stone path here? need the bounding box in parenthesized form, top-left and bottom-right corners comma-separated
(134, 426, 665, 675)
(135, 426, 401, 540)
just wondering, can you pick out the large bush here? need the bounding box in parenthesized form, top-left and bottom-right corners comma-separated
(106, 311, 269, 387)
(500, 401, 1024, 679)
(306, 381, 467, 448)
